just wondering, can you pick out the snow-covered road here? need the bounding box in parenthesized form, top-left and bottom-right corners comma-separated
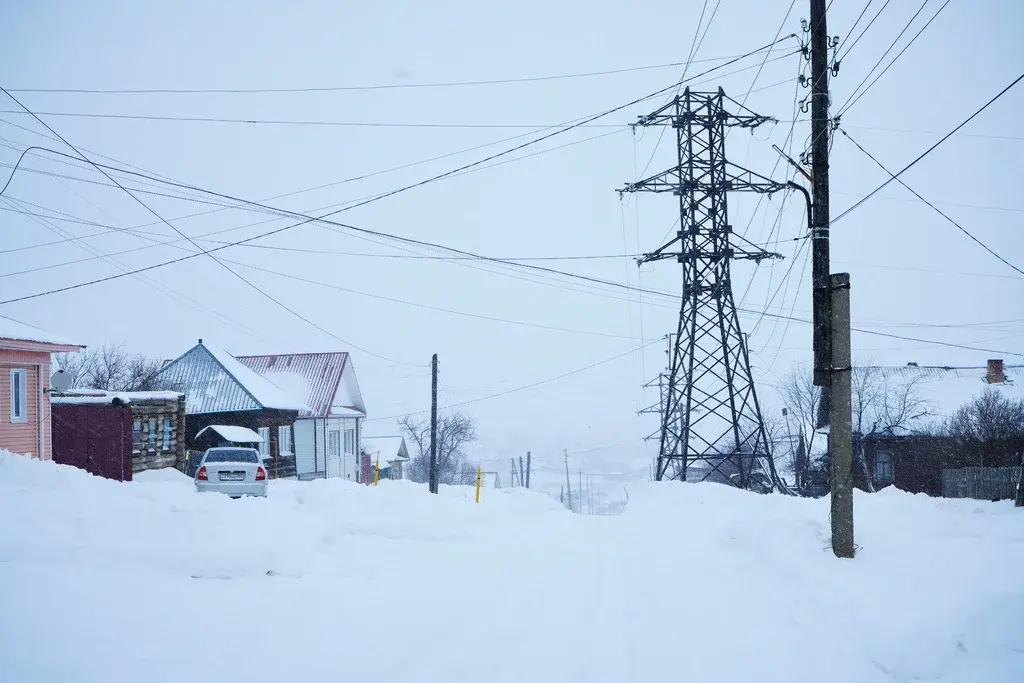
(1, 453, 1022, 682)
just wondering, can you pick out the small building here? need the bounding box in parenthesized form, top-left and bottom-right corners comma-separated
(154, 340, 305, 478)
(235, 352, 367, 481)
(857, 360, 1024, 498)
(361, 436, 411, 481)
(0, 319, 84, 460)
(51, 390, 186, 479)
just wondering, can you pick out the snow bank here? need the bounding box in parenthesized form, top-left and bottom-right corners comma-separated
(1, 453, 1021, 682)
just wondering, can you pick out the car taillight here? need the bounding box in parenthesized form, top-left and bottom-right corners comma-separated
(197, 466, 208, 481)
(255, 467, 266, 481)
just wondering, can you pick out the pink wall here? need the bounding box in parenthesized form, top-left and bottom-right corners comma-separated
(0, 349, 52, 460)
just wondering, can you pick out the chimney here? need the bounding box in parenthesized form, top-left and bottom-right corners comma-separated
(987, 359, 1005, 384)
(198, 338, 203, 345)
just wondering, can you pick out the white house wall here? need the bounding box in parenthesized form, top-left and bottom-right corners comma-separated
(294, 419, 316, 476)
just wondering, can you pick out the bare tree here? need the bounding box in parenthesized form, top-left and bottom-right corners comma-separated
(776, 362, 931, 493)
(399, 411, 479, 486)
(53, 343, 166, 392)
(944, 388, 1024, 467)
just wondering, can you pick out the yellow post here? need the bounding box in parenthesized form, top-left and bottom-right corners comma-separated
(373, 456, 380, 486)
(475, 466, 483, 503)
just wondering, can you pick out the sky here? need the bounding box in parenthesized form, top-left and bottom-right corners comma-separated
(1, 0, 1022, 486)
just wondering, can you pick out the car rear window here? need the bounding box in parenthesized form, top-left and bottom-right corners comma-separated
(204, 449, 259, 463)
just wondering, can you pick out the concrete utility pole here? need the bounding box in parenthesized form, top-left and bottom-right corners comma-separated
(809, 0, 833, 404)
(829, 273, 854, 558)
(429, 353, 439, 494)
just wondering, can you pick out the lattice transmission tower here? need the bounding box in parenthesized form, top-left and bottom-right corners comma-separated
(621, 87, 787, 490)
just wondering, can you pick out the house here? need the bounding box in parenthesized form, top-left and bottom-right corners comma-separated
(857, 359, 1024, 498)
(51, 390, 186, 480)
(361, 436, 411, 480)
(234, 352, 367, 481)
(154, 340, 305, 478)
(0, 318, 84, 460)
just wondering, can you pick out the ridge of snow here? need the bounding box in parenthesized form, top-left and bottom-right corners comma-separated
(204, 345, 308, 412)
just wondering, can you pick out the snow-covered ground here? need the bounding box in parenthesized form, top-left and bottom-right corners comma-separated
(1, 452, 1022, 682)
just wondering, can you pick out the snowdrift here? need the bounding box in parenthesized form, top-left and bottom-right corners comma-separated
(1, 452, 1021, 682)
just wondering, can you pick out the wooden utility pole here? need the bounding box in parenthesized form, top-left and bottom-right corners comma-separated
(429, 353, 439, 494)
(525, 451, 531, 489)
(829, 273, 854, 558)
(810, 0, 832, 406)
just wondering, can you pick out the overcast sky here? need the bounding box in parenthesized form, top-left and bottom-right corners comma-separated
(1, 0, 1021, 485)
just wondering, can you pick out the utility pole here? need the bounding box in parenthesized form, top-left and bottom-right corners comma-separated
(810, 0, 833, 410)
(429, 353, 439, 494)
(829, 273, 854, 558)
(564, 449, 572, 513)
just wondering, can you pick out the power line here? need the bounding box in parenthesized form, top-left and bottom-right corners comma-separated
(837, 0, 892, 61)
(364, 339, 662, 423)
(838, 127, 1024, 277)
(832, 72, 1024, 224)
(0, 85, 414, 367)
(838, 0, 951, 116)
(3, 53, 756, 94)
(835, 0, 876, 57)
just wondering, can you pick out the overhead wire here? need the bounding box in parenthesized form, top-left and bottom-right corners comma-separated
(0, 85, 415, 366)
(832, 71, 1024, 225)
(838, 127, 1024, 277)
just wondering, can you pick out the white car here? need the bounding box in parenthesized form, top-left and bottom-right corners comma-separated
(194, 447, 268, 498)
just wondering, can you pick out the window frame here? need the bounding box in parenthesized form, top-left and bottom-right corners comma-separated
(147, 417, 158, 447)
(343, 428, 355, 455)
(162, 418, 173, 451)
(875, 451, 894, 482)
(258, 427, 270, 457)
(278, 425, 293, 455)
(10, 368, 28, 424)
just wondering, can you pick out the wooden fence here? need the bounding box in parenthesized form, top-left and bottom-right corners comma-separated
(942, 467, 1022, 501)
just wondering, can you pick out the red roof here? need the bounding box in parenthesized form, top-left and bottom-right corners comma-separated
(233, 352, 349, 419)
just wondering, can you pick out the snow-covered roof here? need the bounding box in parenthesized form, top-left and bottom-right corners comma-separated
(156, 342, 307, 414)
(0, 316, 83, 349)
(51, 390, 182, 406)
(235, 352, 364, 419)
(361, 436, 410, 463)
(196, 425, 264, 444)
(859, 363, 1023, 418)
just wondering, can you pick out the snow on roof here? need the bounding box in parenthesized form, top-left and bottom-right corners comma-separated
(203, 345, 308, 412)
(51, 390, 182, 406)
(0, 316, 82, 349)
(331, 406, 366, 418)
(234, 353, 356, 418)
(859, 364, 1023, 418)
(195, 425, 264, 444)
(361, 436, 409, 462)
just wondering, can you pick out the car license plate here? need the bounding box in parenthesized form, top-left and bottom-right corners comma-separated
(219, 472, 245, 482)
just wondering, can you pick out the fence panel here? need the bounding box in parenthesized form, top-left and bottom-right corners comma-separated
(942, 467, 1022, 501)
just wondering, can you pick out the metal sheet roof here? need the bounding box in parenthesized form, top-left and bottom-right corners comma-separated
(234, 352, 349, 418)
(156, 344, 305, 414)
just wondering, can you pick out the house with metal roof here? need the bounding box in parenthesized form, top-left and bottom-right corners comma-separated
(154, 340, 305, 478)
(361, 436, 410, 480)
(234, 352, 367, 482)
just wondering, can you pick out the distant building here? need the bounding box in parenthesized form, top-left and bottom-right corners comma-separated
(361, 436, 410, 480)
(234, 352, 367, 481)
(0, 319, 84, 460)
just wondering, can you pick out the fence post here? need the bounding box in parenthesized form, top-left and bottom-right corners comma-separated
(475, 466, 483, 503)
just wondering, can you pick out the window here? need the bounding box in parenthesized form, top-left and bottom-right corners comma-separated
(343, 428, 355, 454)
(148, 418, 157, 447)
(279, 426, 293, 455)
(876, 452, 894, 482)
(258, 427, 270, 457)
(10, 369, 27, 423)
(162, 418, 173, 451)
(133, 418, 142, 436)
(203, 448, 259, 464)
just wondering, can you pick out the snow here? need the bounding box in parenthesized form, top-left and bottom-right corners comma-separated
(330, 405, 366, 417)
(51, 390, 183, 405)
(362, 436, 408, 462)
(0, 315, 81, 348)
(1, 451, 1022, 682)
(195, 425, 264, 444)
(204, 345, 309, 411)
